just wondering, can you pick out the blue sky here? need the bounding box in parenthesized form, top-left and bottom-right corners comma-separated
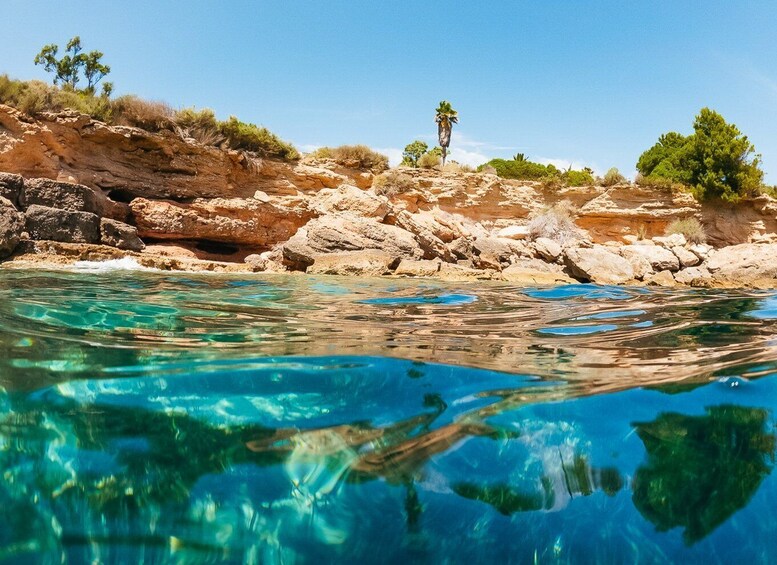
(2, 1, 777, 179)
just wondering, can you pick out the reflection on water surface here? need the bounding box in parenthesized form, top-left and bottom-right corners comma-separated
(0, 270, 776, 562)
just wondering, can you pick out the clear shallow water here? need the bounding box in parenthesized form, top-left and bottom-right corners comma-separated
(1, 269, 777, 562)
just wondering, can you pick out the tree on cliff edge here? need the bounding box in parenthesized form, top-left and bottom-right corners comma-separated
(435, 101, 458, 167)
(34, 36, 111, 95)
(636, 108, 763, 202)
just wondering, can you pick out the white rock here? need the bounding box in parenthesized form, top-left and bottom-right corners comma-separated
(671, 245, 700, 268)
(620, 245, 680, 272)
(653, 233, 686, 248)
(533, 237, 562, 261)
(496, 225, 530, 240)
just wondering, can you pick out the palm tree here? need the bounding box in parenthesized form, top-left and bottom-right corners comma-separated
(435, 100, 458, 167)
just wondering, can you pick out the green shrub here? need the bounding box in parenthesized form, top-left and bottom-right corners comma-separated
(219, 116, 299, 160)
(173, 107, 222, 146)
(635, 173, 686, 192)
(480, 158, 558, 180)
(372, 170, 415, 197)
(563, 169, 594, 187)
(528, 201, 581, 243)
(601, 167, 626, 187)
(665, 217, 706, 244)
(418, 151, 441, 169)
(1, 75, 298, 163)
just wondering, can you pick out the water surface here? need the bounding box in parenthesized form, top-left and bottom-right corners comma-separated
(0, 268, 776, 562)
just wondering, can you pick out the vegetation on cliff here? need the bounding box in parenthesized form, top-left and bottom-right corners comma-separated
(0, 74, 299, 161)
(308, 145, 389, 173)
(636, 108, 764, 202)
(478, 154, 595, 187)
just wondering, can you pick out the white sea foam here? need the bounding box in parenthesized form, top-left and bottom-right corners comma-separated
(70, 257, 158, 273)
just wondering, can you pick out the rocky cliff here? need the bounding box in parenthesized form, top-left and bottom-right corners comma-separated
(2, 103, 777, 288)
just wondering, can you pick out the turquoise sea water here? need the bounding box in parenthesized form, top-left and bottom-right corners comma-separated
(1, 267, 777, 563)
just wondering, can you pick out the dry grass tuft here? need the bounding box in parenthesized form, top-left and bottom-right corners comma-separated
(372, 170, 416, 198)
(528, 201, 582, 243)
(665, 217, 706, 244)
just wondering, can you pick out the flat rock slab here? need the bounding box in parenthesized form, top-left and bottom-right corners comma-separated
(307, 251, 400, 276)
(25, 204, 100, 244)
(21, 178, 105, 214)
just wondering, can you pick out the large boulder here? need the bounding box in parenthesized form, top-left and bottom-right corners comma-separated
(309, 184, 389, 219)
(394, 258, 442, 277)
(24, 204, 100, 243)
(620, 244, 680, 272)
(282, 215, 423, 269)
(671, 245, 700, 268)
(20, 178, 106, 214)
(564, 246, 635, 284)
(100, 218, 145, 251)
(0, 173, 24, 207)
(705, 243, 777, 288)
(532, 237, 562, 262)
(472, 236, 528, 270)
(307, 250, 400, 276)
(391, 210, 455, 261)
(0, 196, 25, 258)
(130, 197, 313, 246)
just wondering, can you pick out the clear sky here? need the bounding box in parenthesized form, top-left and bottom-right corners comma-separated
(2, 1, 776, 179)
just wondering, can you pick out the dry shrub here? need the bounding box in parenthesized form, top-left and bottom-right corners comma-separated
(665, 217, 706, 244)
(528, 200, 582, 243)
(312, 145, 388, 172)
(372, 170, 415, 197)
(539, 176, 564, 190)
(480, 164, 497, 175)
(418, 152, 441, 169)
(111, 95, 174, 131)
(601, 167, 627, 187)
(443, 162, 474, 173)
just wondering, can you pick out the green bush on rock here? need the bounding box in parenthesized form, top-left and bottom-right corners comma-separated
(636, 108, 764, 202)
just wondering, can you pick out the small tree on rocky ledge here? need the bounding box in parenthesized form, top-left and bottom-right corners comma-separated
(34, 36, 111, 96)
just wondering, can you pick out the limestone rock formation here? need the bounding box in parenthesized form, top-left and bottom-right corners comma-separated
(705, 243, 777, 288)
(100, 218, 145, 251)
(564, 246, 635, 284)
(310, 184, 388, 219)
(129, 197, 313, 247)
(25, 205, 100, 244)
(0, 196, 24, 257)
(282, 215, 423, 270)
(0, 172, 23, 206)
(307, 250, 400, 276)
(620, 245, 680, 272)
